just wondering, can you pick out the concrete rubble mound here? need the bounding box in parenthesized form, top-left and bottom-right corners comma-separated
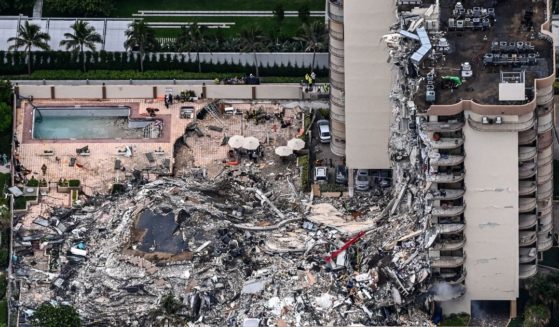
(12, 157, 443, 326)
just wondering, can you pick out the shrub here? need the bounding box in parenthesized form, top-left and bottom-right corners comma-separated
(298, 154, 310, 191)
(26, 177, 39, 187)
(0, 249, 8, 269)
(440, 313, 470, 326)
(68, 179, 80, 187)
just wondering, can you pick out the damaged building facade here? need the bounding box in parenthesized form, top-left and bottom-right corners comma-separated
(383, 0, 556, 317)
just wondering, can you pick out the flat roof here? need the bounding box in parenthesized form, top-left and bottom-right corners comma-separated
(411, 0, 553, 111)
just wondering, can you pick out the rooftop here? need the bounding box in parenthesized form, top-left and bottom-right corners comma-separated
(411, 0, 553, 111)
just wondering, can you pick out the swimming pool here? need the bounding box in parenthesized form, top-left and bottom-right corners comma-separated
(32, 106, 161, 140)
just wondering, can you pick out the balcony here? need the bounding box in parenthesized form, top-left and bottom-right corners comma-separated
(328, 0, 344, 23)
(519, 198, 537, 213)
(538, 200, 552, 216)
(329, 26, 344, 41)
(438, 270, 467, 284)
(519, 231, 537, 246)
(519, 214, 537, 230)
(537, 180, 553, 201)
(537, 130, 553, 150)
(431, 255, 466, 268)
(431, 238, 466, 251)
(429, 154, 465, 167)
(519, 128, 537, 145)
(519, 181, 537, 196)
(426, 137, 464, 150)
(538, 147, 553, 167)
(519, 162, 537, 179)
(432, 206, 465, 217)
(427, 189, 465, 201)
(519, 147, 537, 162)
(427, 172, 465, 184)
(330, 42, 344, 59)
(539, 213, 552, 230)
(519, 264, 537, 279)
(468, 115, 535, 132)
(537, 235, 553, 252)
(422, 121, 464, 132)
(519, 247, 538, 263)
(330, 73, 344, 90)
(330, 60, 344, 75)
(537, 112, 553, 134)
(438, 223, 466, 234)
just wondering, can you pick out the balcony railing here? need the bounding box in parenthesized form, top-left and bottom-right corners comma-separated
(431, 255, 466, 268)
(430, 154, 465, 167)
(330, 43, 344, 58)
(519, 198, 537, 213)
(422, 121, 464, 132)
(427, 189, 465, 201)
(328, 0, 344, 23)
(519, 161, 536, 179)
(519, 264, 537, 279)
(329, 27, 344, 41)
(537, 235, 553, 252)
(519, 147, 537, 162)
(518, 128, 537, 145)
(519, 214, 537, 230)
(431, 238, 466, 251)
(438, 223, 466, 234)
(519, 231, 537, 246)
(519, 181, 537, 196)
(468, 116, 535, 132)
(519, 247, 537, 263)
(537, 180, 553, 201)
(432, 206, 465, 217)
(427, 172, 465, 183)
(426, 137, 464, 149)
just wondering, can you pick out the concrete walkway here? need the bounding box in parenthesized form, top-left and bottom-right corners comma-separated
(32, 0, 43, 18)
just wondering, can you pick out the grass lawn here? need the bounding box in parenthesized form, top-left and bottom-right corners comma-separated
(113, 0, 324, 17)
(150, 16, 323, 38)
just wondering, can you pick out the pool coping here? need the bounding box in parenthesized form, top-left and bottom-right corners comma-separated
(22, 102, 172, 144)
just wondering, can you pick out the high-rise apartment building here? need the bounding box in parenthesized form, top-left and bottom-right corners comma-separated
(329, 0, 556, 316)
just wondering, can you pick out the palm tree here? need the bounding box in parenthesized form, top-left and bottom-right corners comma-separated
(60, 20, 103, 72)
(124, 20, 158, 72)
(176, 23, 209, 73)
(8, 21, 50, 75)
(237, 25, 268, 78)
(293, 21, 327, 73)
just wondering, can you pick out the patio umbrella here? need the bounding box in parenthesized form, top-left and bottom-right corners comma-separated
(242, 136, 260, 150)
(228, 135, 245, 149)
(287, 138, 305, 151)
(275, 146, 293, 157)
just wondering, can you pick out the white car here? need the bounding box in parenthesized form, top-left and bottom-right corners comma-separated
(316, 120, 331, 144)
(355, 169, 370, 191)
(314, 166, 328, 184)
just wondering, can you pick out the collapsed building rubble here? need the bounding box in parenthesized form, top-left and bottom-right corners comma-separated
(11, 147, 455, 326)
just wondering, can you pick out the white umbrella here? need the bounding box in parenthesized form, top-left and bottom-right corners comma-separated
(275, 146, 293, 157)
(228, 135, 245, 149)
(242, 136, 260, 150)
(287, 138, 305, 151)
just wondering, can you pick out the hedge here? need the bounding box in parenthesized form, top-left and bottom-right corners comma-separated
(0, 51, 328, 78)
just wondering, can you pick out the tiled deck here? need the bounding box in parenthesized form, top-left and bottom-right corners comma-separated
(15, 98, 302, 197)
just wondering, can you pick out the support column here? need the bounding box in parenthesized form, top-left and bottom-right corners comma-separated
(510, 300, 517, 319)
(348, 168, 354, 197)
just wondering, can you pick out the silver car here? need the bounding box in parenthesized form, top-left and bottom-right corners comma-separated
(355, 169, 370, 191)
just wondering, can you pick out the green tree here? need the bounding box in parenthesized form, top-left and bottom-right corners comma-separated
(176, 23, 209, 73)
(298, 2, 311, 23)
(0, 103, 11, 134)
(30, 303, 81, 327)
(523, 304, 551, 327)
(0, 0, 35, 15)
(43, 0, 113, 17)
(8, 21, 51, 75)
(124, 20, 158, 72)
(273, 3, 285, 24)
(293, 21, 327, 72)
(237, 25, 268, 78)
(60, 20, 103, 72)
(526, 272, 559, 318)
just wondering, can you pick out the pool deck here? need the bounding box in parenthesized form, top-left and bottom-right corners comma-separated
(14, 98, 302, 198)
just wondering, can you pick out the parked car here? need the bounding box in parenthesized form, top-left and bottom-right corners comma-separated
(335, 165, 348, 185)
(314, 166, 328, 184)
(316, 119, 331, 144)
(355, 169, 370, 191)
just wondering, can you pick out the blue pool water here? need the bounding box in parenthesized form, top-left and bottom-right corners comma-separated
(32, 107, 146, 139)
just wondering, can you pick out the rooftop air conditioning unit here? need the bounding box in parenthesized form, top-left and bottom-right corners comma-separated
(495, 116, 503, 124)
(482, 116, 490, 124)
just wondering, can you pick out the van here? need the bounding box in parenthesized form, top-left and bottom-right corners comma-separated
(316, 119, 331, 143)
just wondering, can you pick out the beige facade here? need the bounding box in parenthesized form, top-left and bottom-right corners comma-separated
(328, 0, 392, 169)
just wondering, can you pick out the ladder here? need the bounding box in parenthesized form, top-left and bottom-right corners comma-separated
(204, 101, 225, 127)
